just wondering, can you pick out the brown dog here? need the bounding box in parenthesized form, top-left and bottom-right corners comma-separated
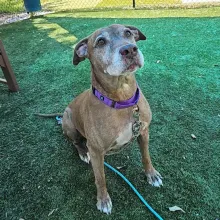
(62, 24, 162, 214)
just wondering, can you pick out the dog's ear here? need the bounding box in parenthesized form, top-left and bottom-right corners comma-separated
(73, 37, 89, 65)
(125, 25, 146, 41)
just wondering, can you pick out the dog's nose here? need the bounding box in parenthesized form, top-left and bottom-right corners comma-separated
(120, 44, 138, 57)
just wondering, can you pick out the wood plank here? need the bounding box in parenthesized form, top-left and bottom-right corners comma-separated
(0, 55, 5, 67)
(0, 40, 19, 91)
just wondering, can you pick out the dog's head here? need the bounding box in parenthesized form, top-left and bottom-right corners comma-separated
(73, 24, 146, 76)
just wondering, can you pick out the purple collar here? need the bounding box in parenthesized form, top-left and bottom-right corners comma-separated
(92, 86, 140, 109)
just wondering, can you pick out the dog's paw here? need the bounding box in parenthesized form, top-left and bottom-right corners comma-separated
(79, 152, 90, 164)
(146, 169, 163, 187)
(97, 195, 112, 214)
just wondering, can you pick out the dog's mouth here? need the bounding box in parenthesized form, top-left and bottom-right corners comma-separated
(105, 51, 144, 76)
(122, 54, 143, 73)
(124, 62, 141, 73)
(127, 63, 138, 71)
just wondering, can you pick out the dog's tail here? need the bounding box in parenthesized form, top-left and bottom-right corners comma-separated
(34, 113, 63, 118)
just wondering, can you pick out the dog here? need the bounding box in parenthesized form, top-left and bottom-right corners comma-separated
(60, 24, 162, 214)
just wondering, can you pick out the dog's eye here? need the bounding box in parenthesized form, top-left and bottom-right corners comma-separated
(125, 30, 132, 37)
(97, 38, 105, 46)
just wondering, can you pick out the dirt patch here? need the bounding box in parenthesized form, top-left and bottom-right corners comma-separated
(0, 11, 53, 26)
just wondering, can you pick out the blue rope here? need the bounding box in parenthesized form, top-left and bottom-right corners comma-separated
(104, 162, 164, 220)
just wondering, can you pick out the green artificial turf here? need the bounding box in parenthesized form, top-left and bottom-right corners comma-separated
(0, 11, 220, 220)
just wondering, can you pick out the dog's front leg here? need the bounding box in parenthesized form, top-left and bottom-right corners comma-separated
(89, 147, 112, 214)
(137, 129, 163, 187)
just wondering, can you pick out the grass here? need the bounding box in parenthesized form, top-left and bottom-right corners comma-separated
(0, 0, 220, 13)
(0, 10, 220, 220)
(97, 0, 181, 8)
(0, 0, 24, 13)
(48, 7, 220, 18)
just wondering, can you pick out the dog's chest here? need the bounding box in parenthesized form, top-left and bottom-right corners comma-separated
(116, 122, 133, 146)
(107, 123, 133, 155)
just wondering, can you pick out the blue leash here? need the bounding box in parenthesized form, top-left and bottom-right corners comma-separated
(104, 162, 164, 220)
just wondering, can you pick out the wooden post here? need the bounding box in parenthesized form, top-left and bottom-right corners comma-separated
(0, 40, 19, 92)
(133, 0, 136, 8)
